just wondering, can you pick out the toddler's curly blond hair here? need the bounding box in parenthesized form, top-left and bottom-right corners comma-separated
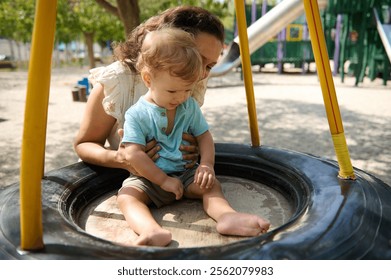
(136, 28, 203, 85)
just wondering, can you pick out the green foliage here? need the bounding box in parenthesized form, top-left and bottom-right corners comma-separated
(0, 0, 35, 43)
(138, 0, 172, 22)
(56, 0, 80, 44)
(64, 0, 123, 43)
(0, 0, 231, 49)
(0, 0, 123, 44)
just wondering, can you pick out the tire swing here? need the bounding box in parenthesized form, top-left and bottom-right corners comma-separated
(1, 0, 391, 260)
(1, 143, 391, 259)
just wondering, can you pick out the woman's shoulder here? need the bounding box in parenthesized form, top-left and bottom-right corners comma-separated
(90, 61, 146, 126)
(89, 61, 133, 86)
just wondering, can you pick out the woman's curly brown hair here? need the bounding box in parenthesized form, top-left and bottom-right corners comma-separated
(113, 6, 225, 72)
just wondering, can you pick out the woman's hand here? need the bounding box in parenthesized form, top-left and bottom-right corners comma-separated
(117, 129, 160, 174)
(144, 138, 161, 161)
(180, 133, 199, 169)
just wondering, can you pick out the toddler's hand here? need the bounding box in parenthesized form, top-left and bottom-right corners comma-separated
(194, 164, 215, 189)
(160, 176, 183, 200)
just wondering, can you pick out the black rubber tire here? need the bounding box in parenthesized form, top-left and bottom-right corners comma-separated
(1, 144, 391, 259)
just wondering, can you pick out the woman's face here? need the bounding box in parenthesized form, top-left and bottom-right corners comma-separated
(194, 32, 223, 79)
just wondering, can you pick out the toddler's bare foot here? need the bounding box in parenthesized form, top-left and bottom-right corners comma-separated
(216, 212, 270, 237)
(134, 228, 172, 247)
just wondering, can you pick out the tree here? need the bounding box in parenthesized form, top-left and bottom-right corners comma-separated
(56, 0, 80, 45)
(94, 0, 232, 39)
(69, 0, 123, 68)
(0, 0, 35, 62)
(95, 0, 140, 38)
(0, 0, 231, 68)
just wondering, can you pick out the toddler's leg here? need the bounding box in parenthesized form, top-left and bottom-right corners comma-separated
(117, 186, 172, 246)
(186, 180, 270, 237)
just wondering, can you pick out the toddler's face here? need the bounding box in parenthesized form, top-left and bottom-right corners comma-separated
(144, 71, 194, 110)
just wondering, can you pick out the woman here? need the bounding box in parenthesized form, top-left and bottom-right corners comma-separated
(74, 6, 224, 171)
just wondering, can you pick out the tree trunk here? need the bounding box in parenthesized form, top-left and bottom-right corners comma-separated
(7, 39, 15, 59)
(116, 0, 140, 38)
(96, 0, 140, 38)
(84, 32, 96, 69)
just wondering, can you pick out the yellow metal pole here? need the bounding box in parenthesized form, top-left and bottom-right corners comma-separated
(234, 0, 260, 147)
(20, 0, 57, 250)
(303, 0, 355, 179)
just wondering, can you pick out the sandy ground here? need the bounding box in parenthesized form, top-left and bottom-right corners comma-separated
(1, 66, 390, 188)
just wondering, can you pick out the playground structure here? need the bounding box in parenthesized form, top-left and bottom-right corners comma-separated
(214, 0, 391, 85)
(0, 0, 391, 259)
(241, 1, 317, 73)
(212, 0, 329, 76)
(326, 0, 391, 85)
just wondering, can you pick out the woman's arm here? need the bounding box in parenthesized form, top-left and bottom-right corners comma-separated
(73, 83, 128, 169)
(74, 83, 162, 172)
